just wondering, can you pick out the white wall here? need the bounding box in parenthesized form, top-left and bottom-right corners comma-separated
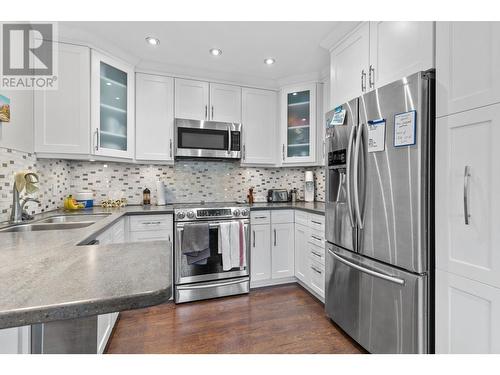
(0, 90, 34, 153)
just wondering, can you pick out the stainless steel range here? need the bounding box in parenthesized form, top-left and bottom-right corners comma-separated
(174, 202, 250, 303)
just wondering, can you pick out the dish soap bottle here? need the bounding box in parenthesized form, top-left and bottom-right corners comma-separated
(143, 188, 151, 206)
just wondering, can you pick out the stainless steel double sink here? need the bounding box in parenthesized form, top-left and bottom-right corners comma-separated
(0, 213, 110, 233)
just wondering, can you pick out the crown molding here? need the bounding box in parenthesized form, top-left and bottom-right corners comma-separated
(319, 21, 362, 51)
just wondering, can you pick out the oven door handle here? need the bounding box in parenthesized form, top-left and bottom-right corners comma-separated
(176, 278, 248, 290)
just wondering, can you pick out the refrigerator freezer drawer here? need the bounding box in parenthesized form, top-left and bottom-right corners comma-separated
(325, 243, 428, 354)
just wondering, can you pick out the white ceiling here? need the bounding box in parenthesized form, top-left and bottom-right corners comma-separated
(60, 22, 353, 88)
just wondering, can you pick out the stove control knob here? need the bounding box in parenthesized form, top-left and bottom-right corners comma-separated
(187, 211, 195, 219)
(233, 209, 241, 217)
(177, 211, 185, 220)
(241, 209, 249, 217)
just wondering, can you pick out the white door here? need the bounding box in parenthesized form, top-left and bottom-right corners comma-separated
(35, 42, 90, 156)
(436, 22, 500, 117)
(174, 78, 209, 121)
(209, 83, 241, 123)
(271, 223, 295, 279)
(369, 21, 434, 89)
(281, 83, 317, 164)
(91, 50, 135, 159)
(250, 224, 271, 283)
(241, 88, 277, 165)
(330, 22, 370, 108)
(436, 104, 500, 288)
(436, 269, 500, 353)
(135, 73, 174, 162)
(0, 326, 30, 354)
(294, 223, 309, 282)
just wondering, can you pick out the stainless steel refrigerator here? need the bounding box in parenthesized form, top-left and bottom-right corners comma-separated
(324, 71, 434, 354)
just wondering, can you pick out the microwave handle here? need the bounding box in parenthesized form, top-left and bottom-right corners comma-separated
(227, 125, 232, 154)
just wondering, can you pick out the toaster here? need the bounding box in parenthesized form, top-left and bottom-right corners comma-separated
(267, 189, 289, 203)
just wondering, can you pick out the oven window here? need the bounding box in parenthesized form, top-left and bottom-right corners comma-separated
(179, 227, 240, 279)
(178, 127, 228, 150)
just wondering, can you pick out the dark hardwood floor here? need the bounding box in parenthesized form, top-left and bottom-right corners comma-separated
(106, 284, 365, 354)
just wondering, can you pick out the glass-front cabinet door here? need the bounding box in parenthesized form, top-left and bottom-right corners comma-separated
(91, 50, 135, 158)
(281, 83, 317, 164)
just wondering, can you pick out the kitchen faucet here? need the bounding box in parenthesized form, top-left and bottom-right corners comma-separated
(9, 173, 41, 224)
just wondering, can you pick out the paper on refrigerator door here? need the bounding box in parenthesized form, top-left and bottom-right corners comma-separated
(367, 119, 386, 152)
(394, 110, 417, 147)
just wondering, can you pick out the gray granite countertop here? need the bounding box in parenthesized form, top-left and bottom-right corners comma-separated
(250, 201, 325, 215)
(0, 205, 174, 329)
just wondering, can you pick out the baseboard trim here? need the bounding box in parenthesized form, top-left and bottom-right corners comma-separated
(250, 277, 297, 289)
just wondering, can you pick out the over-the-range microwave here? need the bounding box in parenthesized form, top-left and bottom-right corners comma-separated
(174, 118, 241, 159)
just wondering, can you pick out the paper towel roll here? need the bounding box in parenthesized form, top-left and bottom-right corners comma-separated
(156, 180, 166, 206)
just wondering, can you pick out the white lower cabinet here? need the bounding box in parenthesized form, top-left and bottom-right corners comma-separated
(309, 258, 325, 297)
(294, 223, 309, 283)
(0, 326, 31, 354)
(271, 222, 295, 279)
(250, 224, 272, 283)
(436, 269, 500, 353)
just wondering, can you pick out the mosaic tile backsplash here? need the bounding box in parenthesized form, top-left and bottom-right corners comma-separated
(0, 148, 71, 223)
(0, 147, 325, 222)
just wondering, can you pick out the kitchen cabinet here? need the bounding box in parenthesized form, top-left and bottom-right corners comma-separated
(436, 104, 500, 289)
(294, 223, 309, 283)
(250, 223, 272, 283)
(436, 269, 500, 353)
(241, 88, 277, 165)
(271, 222, 295, 279)
(0, 326, 31, 354)
(135, 73, 174, 162)
(330, 22, 370, 108)
(174, 78, 209, 121)
(91, 50, 135, 159)
(209, 83, 241, 123)
(330, 21, 434, 108)
(369, 21, 434, 90)
(35, 42, 91, 158)
(280, 83, 319, 164)
(127, 214, 173, 243)
(436, 22, 500, 117)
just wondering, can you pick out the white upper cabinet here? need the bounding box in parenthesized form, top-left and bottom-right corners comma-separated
(174, 78, 209, 121)
(436, 22, 500, 117)
(241, 88, 277, 165)
(369, 21, 434, 89)
(209, 83, 241, 123)
(436, 104, 500, 289)
(135, 73, 174, 162)
(280, 83, 318, 164)
(91, 50, 135, 159)
(330, 22, 370, 108)
(35, 42, 90, 157)
(330, 22, 435, 108)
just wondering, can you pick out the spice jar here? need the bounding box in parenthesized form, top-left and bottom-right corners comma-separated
(143, 188, 151, 205)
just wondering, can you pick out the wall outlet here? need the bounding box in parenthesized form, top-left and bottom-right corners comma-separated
(51, 183, 57, 198)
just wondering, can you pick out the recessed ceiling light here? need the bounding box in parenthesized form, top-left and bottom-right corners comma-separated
(106, 82, 112, 86)
(209, 48, 222, 56)
(115, 97, 120, 100)
(264, 58, 276, 65)
(145, 37, 160, 46)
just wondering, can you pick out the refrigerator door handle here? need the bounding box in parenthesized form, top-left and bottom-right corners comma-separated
(346, 125, 356, 227)
(329, 249, 405, 286)
(464, 165, 471, 225)
(353, 122, 364, 229)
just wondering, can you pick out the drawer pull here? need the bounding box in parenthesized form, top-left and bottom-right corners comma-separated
(311, 235, 323, 241)
(311, 266, 322, 274)
(142, 221, 162, 225)
(311, 220, 322, 225)
(253, 216, 268, 219)
(311, 251, 323, 258)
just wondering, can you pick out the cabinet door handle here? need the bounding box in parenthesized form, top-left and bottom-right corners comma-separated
(311, 266, 322, 274)
(94, 128, 99, 151)
(311, 235, 322, 241)
(211, 105, 214, 119)
(369, 65, 375, 89)
(361, 69, 366, 92)
(311, 220, 322, 225)
(274, 229, 277, 246)
(169, 139, 173, 158)
(282, 144, 285, 161)
(464, 165, 471, 225)
(253, 216, 268, 220)
(253, 230, 256, 247)
(311, 251, 323, 258)
(205, 105, 208, 120)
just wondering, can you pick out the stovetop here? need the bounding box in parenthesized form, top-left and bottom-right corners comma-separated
(174, 201, 250, 222)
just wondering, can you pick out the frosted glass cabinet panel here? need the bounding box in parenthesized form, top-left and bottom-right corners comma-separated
(91, 50, 135, 159)
(281, 84, 317, 164)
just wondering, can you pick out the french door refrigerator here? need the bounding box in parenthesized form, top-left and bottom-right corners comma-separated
(324, 70, 434, 354)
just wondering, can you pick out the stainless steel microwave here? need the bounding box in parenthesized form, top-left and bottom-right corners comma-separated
(174, 119, 241, 159)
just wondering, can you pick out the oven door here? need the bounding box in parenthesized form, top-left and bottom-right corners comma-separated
(175, 118, 241, 159)
(175, 220, 249, 284)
